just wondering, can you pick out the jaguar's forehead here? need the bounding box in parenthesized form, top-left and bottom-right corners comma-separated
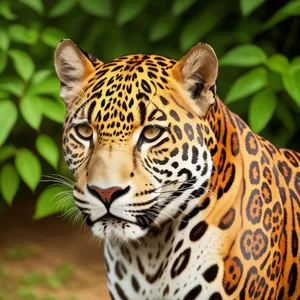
(65, 54, 178, 141)
(85, 53, 176, 96)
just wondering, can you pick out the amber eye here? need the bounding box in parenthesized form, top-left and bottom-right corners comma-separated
(75, 124, 93, 140)
(142, 126, 165, 143)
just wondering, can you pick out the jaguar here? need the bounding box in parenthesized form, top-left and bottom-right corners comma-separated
(54, 39, 300, 299)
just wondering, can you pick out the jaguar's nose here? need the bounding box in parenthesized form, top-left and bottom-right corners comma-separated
(87, 185, 130, 206)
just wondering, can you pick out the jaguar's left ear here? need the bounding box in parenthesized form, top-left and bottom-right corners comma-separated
(54, 39, 103, 104)
(172, 43, 218, 116)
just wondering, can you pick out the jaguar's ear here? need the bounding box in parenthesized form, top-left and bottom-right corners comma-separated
(54, 39, 103, 104)
(173, 43, 218, 116)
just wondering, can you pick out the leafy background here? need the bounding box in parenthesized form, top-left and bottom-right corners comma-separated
(0, 0, 300, 218)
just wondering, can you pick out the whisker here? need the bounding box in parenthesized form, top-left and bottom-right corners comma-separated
(44, 173, 74, 184)
(151, 187, 194, 194)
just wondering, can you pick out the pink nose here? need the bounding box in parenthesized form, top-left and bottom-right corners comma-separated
(89, 185, 124, 204)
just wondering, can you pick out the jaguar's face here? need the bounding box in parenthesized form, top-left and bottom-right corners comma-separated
(55, 40, 218, 241)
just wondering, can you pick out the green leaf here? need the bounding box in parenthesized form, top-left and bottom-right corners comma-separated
(226, 67, 268, 103)
(0, 163, 20, 205)
(9, 49, 35, 81)
(34, 186, 70, 219)
(44, 275, 62, 289)
(180, 1, 230, 51)
(79, 0, 112, 17)
(0, 101, 18, 147)
(267, 71, 284, 92)
(6, 247, 32, 259)
(18, 287, 37, 299)
(262, 0, 300, 30)
(40, 28, 66, 48)
(42, 295, 59, 300)
(49, 0, 78, 17)
(41, 98, 65, 123)
(272, 102, 295, 146)
(219, 44, 267, 67)
(27, 23, 40, 45)
(172, 0, 196, 16)
(8, 25, 27, 43)
(149, 14, 178, 42)
(20, 271, 43, 285)
(0, 51, 7, 73)
(290, 56, 300, 73)
(30, 76, 60, 96)
(0, 90, 10, 99)
(240, 0, 264, 17)
(0, 2, 17, 20)
(31, 69, 53, 86)
(117, 0, 148, 25)
(20, 95, 43, 130)
(0, 29, 10, 51)
(55, 264, 73, 281)
(8, 25, 37, 45)
(266, 54, 289, 74)
(36, 135, 59, 169)
(249, 89, 277, 133)
(0, 76, 24, 96)
(18, 0, 44, 14)
(0, 144, 17, 164)
(282, 71, 300, 107)
(276, 102, 295, 133)
(0, 91, 10, 99)
(15, 148, 41, 192)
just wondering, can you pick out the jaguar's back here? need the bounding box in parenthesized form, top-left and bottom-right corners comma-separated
(54, 40, 300, 299)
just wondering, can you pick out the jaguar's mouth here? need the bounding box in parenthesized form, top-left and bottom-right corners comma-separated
(90, 214, 151, 241)
(85, 212, 149, 229)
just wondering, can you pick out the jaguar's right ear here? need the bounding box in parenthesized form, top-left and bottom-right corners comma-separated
(172, 43, 218, 117)
(54, 39, 103, 104)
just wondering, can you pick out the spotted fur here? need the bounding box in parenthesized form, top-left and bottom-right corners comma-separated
(55, 40, 300, 299)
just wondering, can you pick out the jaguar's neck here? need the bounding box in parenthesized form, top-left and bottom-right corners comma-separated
(202, 98, 246, 236)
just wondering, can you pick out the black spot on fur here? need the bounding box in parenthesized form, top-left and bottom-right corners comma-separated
(170, 248, 191, 278)
(173, 125, 182, 140)
(170, 109, 180, 122)
(218, 208, 235, 230)
(249, 161, 260, 184)
(184, 123, 194, 141)
(190, 221, 208, 242)
(288, 263, 297, 296)
(209, 292, 222, 300)
(203, 264, 219, 282)
(163, 285, 169, 296)
(115, 283, 129, 300)
(131, 275, 140, 293)
(246, 189, 263, 224)
(183, 284, 202, 300)
(245, 132, 258, 155)
(174, 239, 183, 253)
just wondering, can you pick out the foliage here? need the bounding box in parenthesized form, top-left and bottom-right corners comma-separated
(6, 247, 32, 259)
(0, 0, 299, 217)
(0, 251, 75, 300)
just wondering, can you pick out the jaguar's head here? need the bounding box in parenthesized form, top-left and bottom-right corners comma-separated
(54, 40, 218, 241)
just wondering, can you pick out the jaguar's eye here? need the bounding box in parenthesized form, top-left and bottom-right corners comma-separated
(142, 126, 165, 143)
(75, 124, 93, 140)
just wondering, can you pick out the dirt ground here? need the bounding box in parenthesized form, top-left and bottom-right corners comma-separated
(0, 200, 110, 300)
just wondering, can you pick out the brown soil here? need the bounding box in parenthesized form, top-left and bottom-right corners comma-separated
(0, 200, 110, 300)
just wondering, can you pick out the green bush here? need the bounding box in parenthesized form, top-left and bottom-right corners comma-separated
(0, 0, 300, 217)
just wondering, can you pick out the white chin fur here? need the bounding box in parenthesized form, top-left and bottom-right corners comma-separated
(91, 222, 147, 242)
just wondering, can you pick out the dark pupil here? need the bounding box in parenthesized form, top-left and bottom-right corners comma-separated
(148, 129, 155, 136)
(81, 126, 90, 136)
